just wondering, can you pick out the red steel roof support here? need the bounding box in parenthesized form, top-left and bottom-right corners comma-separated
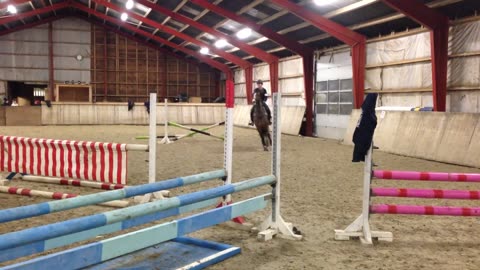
(0, 0, 32, 10)
(380, 0, 449, 111)
(0, 2, 69, 25)
(91, 0, 251, 70)
(135, 0, 278, 64)
(0, 14, 66, 36)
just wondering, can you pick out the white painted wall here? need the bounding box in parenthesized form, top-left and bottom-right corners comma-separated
(366, 20, 480, 113)
(234, 56, 306, 107)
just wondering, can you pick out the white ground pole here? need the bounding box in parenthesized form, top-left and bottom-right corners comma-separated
(257, 93, 302, 241)
(334, 144, 392, 244)
(160, 99, 172, 144)
(223, 106, 234, 203)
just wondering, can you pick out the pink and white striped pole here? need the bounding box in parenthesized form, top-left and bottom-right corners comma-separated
(371, 187, 480, 200)
(371, 204, 480, 216)
(373, 170, 480, 182)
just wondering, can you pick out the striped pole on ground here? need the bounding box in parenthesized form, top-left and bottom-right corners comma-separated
(0, 186, 128, 208)
(0, 169, 226, 223)
(22, 175, 125, 190)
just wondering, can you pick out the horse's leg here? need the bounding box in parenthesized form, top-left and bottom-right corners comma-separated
(267, 131, 272, 147)
(257, 129, 266, 149)
(263, 133, 269, 151)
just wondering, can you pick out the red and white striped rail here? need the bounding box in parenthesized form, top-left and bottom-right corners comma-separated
(0, 186, 128, 208)
(21, 175, 125, 190)
(0, 136, 147, 185)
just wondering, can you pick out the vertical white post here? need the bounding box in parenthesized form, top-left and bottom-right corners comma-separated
(223, 107, 234, 203)
(258, 92, 302, 241)
(160, 99, 172, 144)
(148, 93, 157, 184)
(334, 143, 392, 243)
(271, 92, 281, 222)
(360, 144, 374, 242)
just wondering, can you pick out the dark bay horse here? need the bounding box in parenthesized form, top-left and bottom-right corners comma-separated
(253, 93, 272, 151)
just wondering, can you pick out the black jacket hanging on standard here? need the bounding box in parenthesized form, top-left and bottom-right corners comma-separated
(352, 93, 378, 162)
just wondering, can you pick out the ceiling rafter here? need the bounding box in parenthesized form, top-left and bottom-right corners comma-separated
(72, 2, 233, 74)
(181, 0, 265, 50)
(164, 0, 222, 45)
(0, 2, 69, 25)
(28, 2, 42, 21)
(135, 0, 277, 63)
(226, 0, 377, 54)
(91, 0, 251, 68)
(189, 0, 313, 57)
(0, 13, 66, 36)
(148, 0, 188, 42)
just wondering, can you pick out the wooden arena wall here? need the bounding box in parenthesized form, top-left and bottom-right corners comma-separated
(91, 25, 219, 102)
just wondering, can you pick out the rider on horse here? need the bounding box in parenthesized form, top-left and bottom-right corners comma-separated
(249, 80, 272, 126)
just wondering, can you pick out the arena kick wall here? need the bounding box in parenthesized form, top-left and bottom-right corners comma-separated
(344, 110, 480, 168)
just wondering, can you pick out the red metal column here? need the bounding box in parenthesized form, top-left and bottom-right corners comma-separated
(430, 22, 449, 111)
(225, 72, 235, 109)
(163, 54, 168, 99)
(269, 61, 279, 94)
(245, 67, 253, 105)
(303, 54, 314, 137)
(48, 22, 54, 101)
(103, 28, 108, 101)
(352, 40, 366, 109)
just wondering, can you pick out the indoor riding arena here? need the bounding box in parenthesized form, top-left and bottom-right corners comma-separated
(1, 1, 480, 269)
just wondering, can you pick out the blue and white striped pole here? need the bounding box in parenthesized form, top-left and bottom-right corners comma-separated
(0, 175, 275, 251)
(0, 169, 226, 224)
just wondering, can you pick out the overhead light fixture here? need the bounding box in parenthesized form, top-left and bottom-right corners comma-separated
(214, 39, 228, 48)
(125, 0, 134, 10)
(236, 28, 252, 39)
(121, 13, 128, 21)
(313, 0, 337, 6)
(199, 47, 209, 55)
(7, 5, 17, 14)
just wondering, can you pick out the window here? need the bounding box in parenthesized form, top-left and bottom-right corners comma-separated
(316, 78, 353, 115)
(34, 88, 46, 97)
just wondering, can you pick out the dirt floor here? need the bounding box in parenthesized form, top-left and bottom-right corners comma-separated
(1, 125, 480, 270)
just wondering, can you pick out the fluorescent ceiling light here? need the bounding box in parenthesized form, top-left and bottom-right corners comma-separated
(7, 5, 17, 14)
(126, 0, 134, 10)
(121, 13, 128, 21)
(236, 28, 252, 39)
(200, 47, 209, 54)
(214, 39, 228, 48)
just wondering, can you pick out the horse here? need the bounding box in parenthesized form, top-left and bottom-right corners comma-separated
(252, 93, 272, 151)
